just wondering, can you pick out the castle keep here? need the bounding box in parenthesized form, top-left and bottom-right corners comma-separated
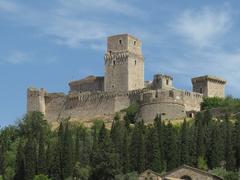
(27, 34, 227, 124)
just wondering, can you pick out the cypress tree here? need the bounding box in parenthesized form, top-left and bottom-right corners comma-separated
(74, 127, 80, 165)
(62, 121, 73, 179)
(24, 137, 37, 180)
(146, 126, 162, 172)
(50, 122, 64, 180)
(154, 114, 165, 168)
(122, 128, 130, 174)
(195, 113, 205, 159)
(164, 122, 178, 171)
(91, 123, 120, 179)
(208, 120, 224, 169)
(14, 142, 25, 180)
(38, 132, 46, 175)
(224, 115, 235, 170)
(110, 113, 124, 157)
(130, 121, 145, 173)
(234, 115, 240, 169)
(180, 119, 190, 165)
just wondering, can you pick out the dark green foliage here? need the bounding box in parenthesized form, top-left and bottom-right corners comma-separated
(164, 122, 178, 171)
(2, 109, 240, 179)
(24, 138, 37, 180)
(123, 104, 138, 126)
(62, 121, 74, 179)
(14, 142, 25, 180)
(179, 119, 190, 165)
(201, 96, 240, 110)
(145, 126, 162, 172)
(130, 121, 145, 173)
(122, 129, 130, 174)
(208, 121, 224, 169)
(38, 133, 47, 175)
(91, 123, 120, 180)
(224, 115, 236, 171)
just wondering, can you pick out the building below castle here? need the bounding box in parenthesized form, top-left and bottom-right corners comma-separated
(27, 34, 227, 124)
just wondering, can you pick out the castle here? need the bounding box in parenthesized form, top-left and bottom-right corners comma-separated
(27, 34, 227, 124)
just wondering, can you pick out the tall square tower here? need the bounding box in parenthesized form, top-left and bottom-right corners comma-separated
(192, 75, 227, 98)
(104, 34, 144, 92)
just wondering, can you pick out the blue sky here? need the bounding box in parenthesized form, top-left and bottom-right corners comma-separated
(0, 0, 240, 127)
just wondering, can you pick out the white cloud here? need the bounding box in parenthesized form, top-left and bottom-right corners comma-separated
(172, 7, 232, 48)
(0, 1, 19, 13)
(57, 0, 145, 17)
(0, 0, 145, 49)
(4, 51, 30, 64)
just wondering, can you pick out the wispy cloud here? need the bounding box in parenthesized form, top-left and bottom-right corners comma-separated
(0, 0, 145, 48)
(3, 50, 30, 64)
(171, 7, 232, 48)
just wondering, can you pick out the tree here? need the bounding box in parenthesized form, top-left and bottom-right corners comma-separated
(224, 115, 235, 170)
(233, 115, 240, 169)
(164, 122, 178, 171)
(24, 137, 37, 180)
(33, 174, 51, 180)
(130, 121, 145, 173)
(62, 121, 73, 179)
(50, 122, 64, 180)
(122, 128, 130, 174)
(38, 133, 47, 175)
(145, 126, 162, 172)
(208, 121, 224, 169)
(197, 156, 208, 171)
(179, 119, 190, 165)
(91, 123, 120, 179)
(72, 162, 91, 180)
(14, 141, 25, 180)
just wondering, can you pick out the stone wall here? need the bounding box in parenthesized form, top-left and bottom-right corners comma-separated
(138, 90, 186, 122)
(69, 76, 104, 92)
(207, 81, 225, 98)
(182, 90, 203, 112)
(44, 93, 66, 122)
(162, 165, 222, 180)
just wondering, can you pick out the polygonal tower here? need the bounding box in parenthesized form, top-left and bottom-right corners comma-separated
(192, 75, 227, 98)
(104, 34, 144, 92)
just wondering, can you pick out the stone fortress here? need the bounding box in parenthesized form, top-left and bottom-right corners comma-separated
(27, 34, 227, 124)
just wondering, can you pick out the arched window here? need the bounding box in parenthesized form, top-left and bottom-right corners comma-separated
(181, 175, 192, 180)
(119, 39, 122, 44)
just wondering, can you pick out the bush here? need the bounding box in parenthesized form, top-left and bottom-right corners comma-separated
(33, 174, 51, 180)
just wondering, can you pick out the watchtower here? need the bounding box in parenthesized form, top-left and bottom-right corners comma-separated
(104, 34, 144, 92)
(192, 75, 226, 98)
(152, 74, 173, 90)
(27, 88, 46, 114)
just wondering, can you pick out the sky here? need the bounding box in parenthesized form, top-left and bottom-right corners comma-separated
(0, 0, 240, 127)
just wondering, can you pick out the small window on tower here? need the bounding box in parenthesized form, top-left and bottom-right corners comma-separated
(166, 79, 169, 85)
(119, 39, 122, 44)
(113, 61, 116, 65)
(135, 60, 137, 65)
(133, 41, 137, 45)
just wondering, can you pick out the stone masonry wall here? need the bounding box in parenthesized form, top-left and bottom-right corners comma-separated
(164, 167, 221, 180)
